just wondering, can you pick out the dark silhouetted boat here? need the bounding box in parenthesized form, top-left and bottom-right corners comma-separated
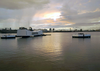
(72, 33, 91, 38)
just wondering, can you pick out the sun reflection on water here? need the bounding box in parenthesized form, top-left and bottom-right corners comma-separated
(38, 34, 63, 61)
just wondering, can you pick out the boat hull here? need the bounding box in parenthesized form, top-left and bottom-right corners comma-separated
(1, 35, 16, 39)
(1, 36, 15, 39)
(16, 35, 33, 38)
(72, 36, 91, 38)
(34, 34, 46, 37)
(72, 34, 91, 38)
(22, 36, 30, 38)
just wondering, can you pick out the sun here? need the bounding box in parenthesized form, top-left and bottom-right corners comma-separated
(44, 12, 61, 21)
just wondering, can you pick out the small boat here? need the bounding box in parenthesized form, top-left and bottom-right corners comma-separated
(72, 33, 91, 38)
(1, 35, 16, 39)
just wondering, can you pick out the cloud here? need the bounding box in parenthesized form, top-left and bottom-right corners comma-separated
(30, 0, 100, 29)
(0, 0, 100, 29)
(0, 0, 49, 9)
(61, 11, 100, 23)
(59, 0, 100, 29)
(0, 0, 50, 28)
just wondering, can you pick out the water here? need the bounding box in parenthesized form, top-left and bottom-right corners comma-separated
(0, 32, 100, 71)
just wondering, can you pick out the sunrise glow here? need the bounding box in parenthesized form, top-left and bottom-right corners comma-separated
(43, 12, 61, 21)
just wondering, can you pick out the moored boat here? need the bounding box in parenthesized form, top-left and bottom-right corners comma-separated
(1, 35, 16, 39)
(72, 33, 91, 38)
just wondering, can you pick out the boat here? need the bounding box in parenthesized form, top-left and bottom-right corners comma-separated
(72, 33, 91, 38)
(16, 27, 44, 38)
(1, 35, 16, 39)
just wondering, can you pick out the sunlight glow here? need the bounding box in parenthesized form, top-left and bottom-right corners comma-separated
(44, 12, 61, 21)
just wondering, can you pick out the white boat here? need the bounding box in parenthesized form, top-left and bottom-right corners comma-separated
(16, 27, 44, 38)
(1, 35, 15, 39)
(72, 33, 91, 38)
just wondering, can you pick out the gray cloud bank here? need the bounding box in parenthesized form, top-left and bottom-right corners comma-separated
(0, 0, 49, 9)
(0, 0, 50, 28)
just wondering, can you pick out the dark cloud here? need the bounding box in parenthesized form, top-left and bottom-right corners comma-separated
(0, 0, 49, 9)
(61, 11, 100, 23)
(59, 0, 100, 29)
(0, 0, 50, 28)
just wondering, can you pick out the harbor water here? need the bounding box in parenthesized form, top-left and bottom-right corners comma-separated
(0, 32, 100, 71)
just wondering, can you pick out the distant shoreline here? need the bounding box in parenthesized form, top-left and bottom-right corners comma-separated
(0, 30, 17, 33)
(0, 30, 100, 33)
(44, 31, 100, 33)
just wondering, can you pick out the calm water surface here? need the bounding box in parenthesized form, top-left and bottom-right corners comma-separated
(0, 32, 100, 71)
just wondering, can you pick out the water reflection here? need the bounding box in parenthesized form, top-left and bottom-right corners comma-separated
(0, 33, 100, 71)
(17, 36, 63, 61)
(40, 34, 62, 61)
(17, 38, 32, 49)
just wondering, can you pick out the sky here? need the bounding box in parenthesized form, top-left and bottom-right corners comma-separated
(0, 0, 100, 30)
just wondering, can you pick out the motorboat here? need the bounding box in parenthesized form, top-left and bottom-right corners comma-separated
(1, 35, 16, 39)
(72, 33, 91, 38)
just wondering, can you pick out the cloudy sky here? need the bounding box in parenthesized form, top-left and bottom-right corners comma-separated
(0, 0, 100, 30)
